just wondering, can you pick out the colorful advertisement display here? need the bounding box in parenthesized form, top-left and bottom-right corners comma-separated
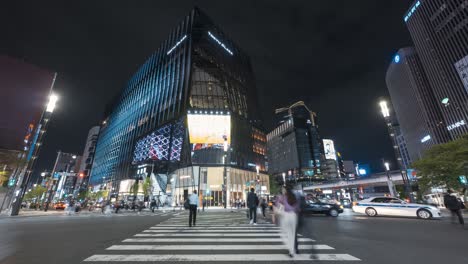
(323, 139, 337, 160)
(187, 113, 231, 144)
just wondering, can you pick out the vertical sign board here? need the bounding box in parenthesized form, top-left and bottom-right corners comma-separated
(323, 139, 337, 160)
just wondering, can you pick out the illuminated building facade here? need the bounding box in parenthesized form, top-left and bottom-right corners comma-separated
(90, 8, 268, 205)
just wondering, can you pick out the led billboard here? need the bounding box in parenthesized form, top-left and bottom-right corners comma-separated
(187, 113, 231, 144)
(132, 121, 184, 163)
(323, 139, 336, 160)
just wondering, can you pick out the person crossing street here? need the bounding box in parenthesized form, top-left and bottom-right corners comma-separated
(188, 190, 199, 227)
(247, 188, 259, 225)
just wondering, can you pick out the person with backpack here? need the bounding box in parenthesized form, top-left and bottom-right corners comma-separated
(187, 190, 199, 227)
(247, 188, 259, 225)
(444, 189, 465, 225)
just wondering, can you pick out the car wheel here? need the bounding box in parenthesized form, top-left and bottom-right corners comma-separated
(328, 209, 339, 217)
(417, 209, 432, 219)
(365, 207, 377, 217)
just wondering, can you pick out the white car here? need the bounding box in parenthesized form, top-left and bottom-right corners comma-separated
(353, 197, 441, 219)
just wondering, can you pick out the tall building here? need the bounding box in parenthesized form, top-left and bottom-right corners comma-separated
(267, 102, 323, 185)
(386, 47, 450, 162)
(404, 0, 468, 138)
(91, 8, 268, 206)
(75, 126, 100, 193)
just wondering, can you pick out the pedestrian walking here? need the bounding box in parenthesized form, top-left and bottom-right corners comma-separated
(247, 188, 259, 225)
(202, 198, 206, 212)
(294, 193, 307, 254)
(444, 189, 465, 225)
(275, 185, 300, 258)
(260, 198, 267, 218)
(150, 198, 157, 213)
(188, 190, 199, 227)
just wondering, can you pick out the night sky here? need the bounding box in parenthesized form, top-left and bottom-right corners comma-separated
(1, 1, 413, 176)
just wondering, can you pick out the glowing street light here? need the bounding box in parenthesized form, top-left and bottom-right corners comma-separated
(46, 94, 58, 113)
(384, 162, 390, 171)
(379, 101, 390, 118)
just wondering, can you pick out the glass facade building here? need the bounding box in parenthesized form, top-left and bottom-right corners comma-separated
(266, 104, 323, 185)
(405, 0, 468, 138)
(90, 8, 267, 203)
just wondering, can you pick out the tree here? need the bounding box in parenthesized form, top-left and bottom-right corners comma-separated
(24, 186, 47, 202)
(412, 135, 468, 193)
(143, 177, 151, 198)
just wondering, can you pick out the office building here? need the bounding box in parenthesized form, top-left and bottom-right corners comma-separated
(75, 126, 100, 193)
(404, 0, 468, 138)
(91, 8, 268, 206)
(386, 47, 450, 162)
(267, 102, 323, 185)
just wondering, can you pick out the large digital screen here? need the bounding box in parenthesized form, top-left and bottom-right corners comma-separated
(187, 113, 231, 144)
(323, 139, 336, 160)
(132, 121, 184, 163)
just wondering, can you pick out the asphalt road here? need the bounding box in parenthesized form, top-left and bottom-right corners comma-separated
(0, 209, 466, 264)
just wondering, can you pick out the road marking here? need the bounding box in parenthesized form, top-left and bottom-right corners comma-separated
(122, 238, 315, 243)
(149, 226, 280, 230)
(107, 244, 334, 250)
(142, 229, 281, 233)
(134, 233, 283, 237)
(154, 224, 276, 227)
(84, 254, 360, 261)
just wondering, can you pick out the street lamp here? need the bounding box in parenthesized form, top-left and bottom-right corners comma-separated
(383, 160, 397, 197)
(378, 98, 414, 202)
(222, 136, 228, 209)
(46, 94, 58, 113)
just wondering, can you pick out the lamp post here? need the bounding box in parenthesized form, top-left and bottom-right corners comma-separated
(10, 91, 58, 215)
(222, 136, 228, 209)
(379, 99, 413, 202)
(383, 161, 397, 197)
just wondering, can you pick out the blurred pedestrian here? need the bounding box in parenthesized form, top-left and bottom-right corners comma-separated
(276, 185, 299, 257)
(188, 190, 199, 227)
(247, 188, 259, 225)
(444, 189, 465, 225)
(260, 198, 267, 218)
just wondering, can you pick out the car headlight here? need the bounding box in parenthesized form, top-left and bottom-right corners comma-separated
(340, 205, 344, 209)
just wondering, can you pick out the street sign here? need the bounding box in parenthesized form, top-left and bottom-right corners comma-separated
(458, 175, 467, 185)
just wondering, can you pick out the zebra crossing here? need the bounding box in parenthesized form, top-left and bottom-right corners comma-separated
(83, 210, 361, 262)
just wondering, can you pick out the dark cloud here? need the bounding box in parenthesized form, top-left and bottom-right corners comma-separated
(0, 0, 412, 174)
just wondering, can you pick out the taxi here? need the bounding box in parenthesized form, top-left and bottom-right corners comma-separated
(353, 196, 441, 220)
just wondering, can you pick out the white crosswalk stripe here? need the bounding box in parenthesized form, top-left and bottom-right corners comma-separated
(83, 211, 361, 262)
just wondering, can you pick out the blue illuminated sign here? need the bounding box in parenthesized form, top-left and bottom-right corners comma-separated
(208, 31, 233, 55)
(167, 35, 187, 55)
(394, 54, 400, 63)
(404, 1, 421, 22)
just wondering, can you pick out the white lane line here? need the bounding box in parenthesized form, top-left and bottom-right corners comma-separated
(149, 227, 280, 230)
(107, 244, 334, 250)
(142, 230, 280, 233)
(134, 233, 282, 237)
(122, 238, 315, 242)
(84, 254, 360, 261)
(154, 224, 276, 227)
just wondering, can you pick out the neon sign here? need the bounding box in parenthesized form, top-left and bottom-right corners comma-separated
(404, 1, 421, 22)
(447, 120, 466, 131)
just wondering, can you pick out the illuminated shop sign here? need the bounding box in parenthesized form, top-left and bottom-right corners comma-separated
(323, 139, 337, 160)
(447, 120, 466, 131)
(404, 1, 421, 22)
(208, 31, 233, 55)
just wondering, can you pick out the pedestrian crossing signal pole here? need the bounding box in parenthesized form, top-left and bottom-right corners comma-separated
(223, 136, 228, 209)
